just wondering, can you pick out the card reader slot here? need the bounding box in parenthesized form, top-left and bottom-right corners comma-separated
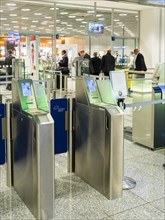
(106, 116, 109, 129)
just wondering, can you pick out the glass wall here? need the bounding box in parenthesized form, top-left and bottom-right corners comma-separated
(0, 0, 140, 73)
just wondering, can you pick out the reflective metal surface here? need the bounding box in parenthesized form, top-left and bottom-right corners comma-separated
(12, 79, 54, 219)
(132, 82, 165, 149)
(75, 76, 124, 199)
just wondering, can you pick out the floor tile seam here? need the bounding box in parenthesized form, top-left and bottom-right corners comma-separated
(127, 190, 149, 204)
(148, 198, 165, 213)
(101, 192, 149, 218)
(130, 190, 165, 204)
(103, 201, 164, 219)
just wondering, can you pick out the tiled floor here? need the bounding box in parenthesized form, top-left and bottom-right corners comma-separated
(0, 140, 165, 220)
(0, 81, 165, 219)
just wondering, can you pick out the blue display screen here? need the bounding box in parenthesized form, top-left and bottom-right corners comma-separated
(88, 23, 104, 34)
(21, 82, 32, 96)
(87, 79, 96, 92)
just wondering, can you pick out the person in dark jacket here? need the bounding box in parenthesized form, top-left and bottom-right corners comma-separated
(58, 49, 69, 74)
(101, 49, 115, 76)
(134, 49, 147, 78)
(79, 50, 94, 75)
(57, 50, 69, 89)
(5, 50, 15, 90)
(91, 52, 101, 75)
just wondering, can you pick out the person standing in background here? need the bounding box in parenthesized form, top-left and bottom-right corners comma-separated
(58, 49, 69, 74)
(5, 50, 15, 90)
(101, 49, 115, 76)
(133, 48, 147, 78)
(91, 52, 101, 75)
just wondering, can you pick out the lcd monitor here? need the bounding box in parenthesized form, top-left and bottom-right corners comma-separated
(21, 82, 32, 97)
(109, 70, 128, 99)
(87, 79, 97, 92)
(88, 22, 104, 34)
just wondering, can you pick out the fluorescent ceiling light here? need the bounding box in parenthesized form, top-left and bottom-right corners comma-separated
(60, 12, 68, 15)
(6, 3, 16, 6)
(69, 15, 76, 18)
(96, 14, 104, 17)
(32, 21, 39, 23)
(119, 14, 127, 16)
(87, 11, 95, 13)
(98, 18, 105, 20)
(21, 8, 31, 11)
(11, 21, 18, 23)
(9, 14, 17, 16)
(34, 13, 42, 15)
(3, 24, 10, 26)
(0, 18, 7, 20)
(0, 10, 3, 12)
(22, 17, 29, 20)
(76, 18, 84, 21)
(45, 17, 52, 19)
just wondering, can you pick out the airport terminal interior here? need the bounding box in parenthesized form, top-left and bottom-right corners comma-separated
(0, 0, 165, 220)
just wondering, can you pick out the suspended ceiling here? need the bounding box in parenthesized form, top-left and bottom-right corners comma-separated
(0, 0, 164, 38)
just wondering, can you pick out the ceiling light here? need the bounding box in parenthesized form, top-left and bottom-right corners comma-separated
(34, 13, 42, 15)
(31, 25, 36, 28)
(76, 18, 84, 21)
(60, 12, 68, 15)
(98, 18, 105, 20)
(0, 18, 7, 21)
(69, 15, 76, 18)
(45, 17, 52, 19)
(11, 21, 18, 23)
(3, 24, 10, 26)
(87, 11, 95, 13)
(21, 17, 29, 20)
(21, 8, 31, 11)
(6, 3, 16, 6)
(32, 20, 39, 23)
(9, 14, 17, 16)
(13, 26, 19, 28)
(119, 14, 127, 16)
(0, 10, 3, 12)
(22, 27, 27, 30)
(61, 22, 68, 24)
(81, 21, 87, 24)
(96, 14, 103, 17)
(114, 19, 120, 22)
(67, 24, 73, 27)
